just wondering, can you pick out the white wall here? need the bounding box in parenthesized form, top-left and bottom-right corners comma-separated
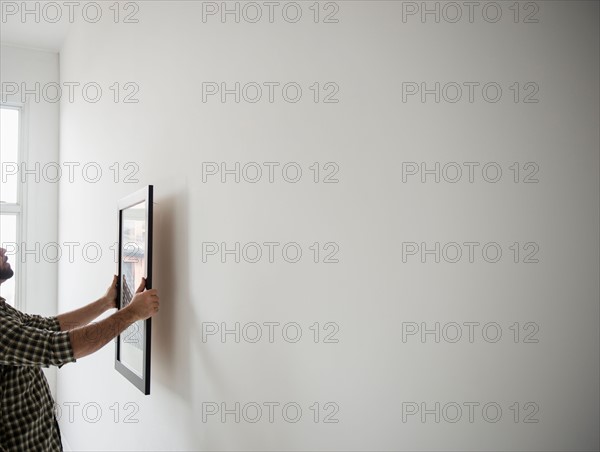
(56, 2, 599, 451)
(0, 44, 60, 393)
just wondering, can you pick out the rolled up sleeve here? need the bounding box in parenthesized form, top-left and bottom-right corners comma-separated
(1, 301, 62, 332)
(19, 313, 61, 332)
(0, 315, 75, 367)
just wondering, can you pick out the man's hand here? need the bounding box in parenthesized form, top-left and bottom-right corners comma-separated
(58, 275, 120, 331)
(69, 277, 160, 359)
(126, 278, 160, 321)
(104, 275, 118, 310)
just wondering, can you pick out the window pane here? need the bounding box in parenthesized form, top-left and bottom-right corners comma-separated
(0, 108, 20, 204)
(0, 214, 17, 306)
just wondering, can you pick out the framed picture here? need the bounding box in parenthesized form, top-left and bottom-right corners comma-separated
(115, 185, 153, 394)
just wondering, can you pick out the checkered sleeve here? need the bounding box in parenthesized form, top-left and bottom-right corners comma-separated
(0, 302, 62, 332)
(0, 313, 75, 367)
(17, 313, 62, 332)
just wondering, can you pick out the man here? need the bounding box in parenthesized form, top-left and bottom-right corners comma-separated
(0, 247, 160, 451)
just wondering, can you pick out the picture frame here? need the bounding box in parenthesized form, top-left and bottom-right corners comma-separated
(115, 185, 153, 395)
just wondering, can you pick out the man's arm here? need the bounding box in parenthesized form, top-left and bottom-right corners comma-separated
(0, 278, 158, 366)
(69, 280, 159, 360)
(57, 275, 119, 331)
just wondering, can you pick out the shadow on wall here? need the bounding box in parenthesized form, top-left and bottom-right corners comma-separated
(151, 179, 192, 400)
(150, 177, 229, 446)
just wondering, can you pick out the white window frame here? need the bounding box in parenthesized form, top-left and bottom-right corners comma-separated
(0, 101, 28, 310)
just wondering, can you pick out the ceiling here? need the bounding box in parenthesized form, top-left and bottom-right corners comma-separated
(1, 18, 71, 52)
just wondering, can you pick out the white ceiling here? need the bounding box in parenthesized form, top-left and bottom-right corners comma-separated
(1, 19, 71, 52)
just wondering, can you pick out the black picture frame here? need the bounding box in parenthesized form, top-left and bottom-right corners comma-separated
(115, 185, 153, 395)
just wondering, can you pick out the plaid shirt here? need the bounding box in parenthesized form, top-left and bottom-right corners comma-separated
(0, 297, 76, 451)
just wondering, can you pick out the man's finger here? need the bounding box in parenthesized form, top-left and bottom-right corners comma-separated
(136, 277, 146, 293)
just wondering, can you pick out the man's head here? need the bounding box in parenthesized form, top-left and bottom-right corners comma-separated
(0, 248, 14, 285)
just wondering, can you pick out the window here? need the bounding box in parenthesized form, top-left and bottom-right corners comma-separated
(0, 105, 24, 307)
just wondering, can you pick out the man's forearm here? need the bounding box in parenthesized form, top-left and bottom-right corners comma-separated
(57, 297, 113, 331)
(69, 307, 139, 360)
